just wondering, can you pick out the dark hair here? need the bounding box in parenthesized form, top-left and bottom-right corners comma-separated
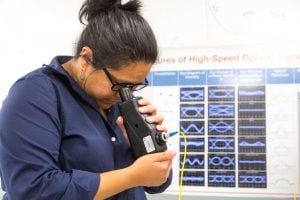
(76, 0, 158, 69)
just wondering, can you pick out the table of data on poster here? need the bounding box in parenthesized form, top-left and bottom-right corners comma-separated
(138, 66, 300, 197)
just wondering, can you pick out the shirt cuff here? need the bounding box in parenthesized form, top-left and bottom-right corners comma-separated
(68, 169, 100, 199)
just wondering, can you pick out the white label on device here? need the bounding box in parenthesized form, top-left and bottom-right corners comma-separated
(143, 135, 155, 153)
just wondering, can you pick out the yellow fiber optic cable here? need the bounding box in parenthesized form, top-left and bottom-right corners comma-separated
(294, 176, 300, 200)
(178, 131, 187, 200)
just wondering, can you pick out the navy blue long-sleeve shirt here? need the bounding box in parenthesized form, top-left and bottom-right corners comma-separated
(0, 56, 172, 200)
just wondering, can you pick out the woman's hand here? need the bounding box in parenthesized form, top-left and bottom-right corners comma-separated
(137, 98, 167, 133)
(95, 150, 176, 200)
(128, 150, 176, 187)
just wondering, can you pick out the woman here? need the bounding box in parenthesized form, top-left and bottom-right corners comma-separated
(0, 0, 175, 199)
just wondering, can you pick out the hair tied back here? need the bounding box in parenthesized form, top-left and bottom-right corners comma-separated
(121, 0, 130, 5)
(79, 0, 142, 24)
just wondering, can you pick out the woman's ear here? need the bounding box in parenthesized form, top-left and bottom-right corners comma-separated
(79, 46, 94, 71)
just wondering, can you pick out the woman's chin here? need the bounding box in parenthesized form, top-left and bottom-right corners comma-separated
(98, 101, 118, 110)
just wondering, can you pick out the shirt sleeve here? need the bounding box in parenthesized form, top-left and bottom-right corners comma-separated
(144, 169, 173, 194)
(0, 75, 99, 200)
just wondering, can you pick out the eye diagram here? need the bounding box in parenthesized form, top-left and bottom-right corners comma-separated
(180, 87, 205, 101)
(208, 86, 235, 101)
(208, 154, 235, 169)
(180, 104, 205, 118)
(239, 172, 267, 188)
(208, 137, 235, 152)
(208, 171, 236, 187)
(208, 120, 235, 135)
(240, 175, 266, 184)
(208, 103, 235, 118)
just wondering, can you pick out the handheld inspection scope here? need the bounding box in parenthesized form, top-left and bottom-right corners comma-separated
(118, 88, 168, 158)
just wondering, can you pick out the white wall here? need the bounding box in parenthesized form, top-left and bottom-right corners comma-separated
(1, 0, 300, 102)
(1, 0, 300, 198)
(0, 0, 83, 103)
(142, 0, 300, 46)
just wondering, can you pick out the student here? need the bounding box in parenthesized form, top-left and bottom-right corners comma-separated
(0, 0, 175, 199)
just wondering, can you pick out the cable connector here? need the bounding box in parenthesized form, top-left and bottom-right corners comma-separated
(156, 131, 178, 145)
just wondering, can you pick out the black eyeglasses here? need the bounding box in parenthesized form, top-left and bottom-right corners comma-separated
(102, 68, 148, 92)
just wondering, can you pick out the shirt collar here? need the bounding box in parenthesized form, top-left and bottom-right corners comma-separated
(45, 56, 101, 110)
(45, 55, 72, 76)
(44, 55, 120, 118)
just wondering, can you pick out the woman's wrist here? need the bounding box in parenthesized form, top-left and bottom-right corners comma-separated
(124, 164, 139, 188)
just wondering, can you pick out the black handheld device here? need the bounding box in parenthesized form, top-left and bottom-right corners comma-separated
(118, 88, 168, 158)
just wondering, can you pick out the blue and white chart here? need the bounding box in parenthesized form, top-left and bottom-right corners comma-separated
(137, 45, 300, 198)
